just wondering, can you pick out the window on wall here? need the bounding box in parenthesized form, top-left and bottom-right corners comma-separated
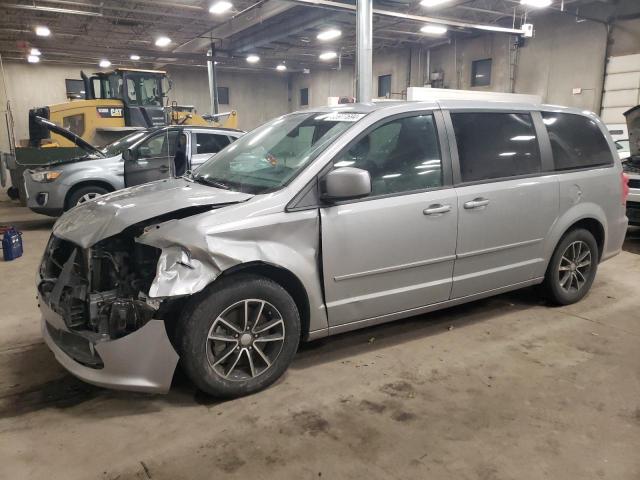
(217, 87, 229, 105)
(451, 112, 541, 182)
(332, 114, 442, 196)
(541, 112, 613, 171)
(471, 58, 492, 87)
(300, 87, 309, 106)
(378, 74, 392, 98)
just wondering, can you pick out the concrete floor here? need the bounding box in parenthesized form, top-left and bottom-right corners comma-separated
(1, 191, 639, 480)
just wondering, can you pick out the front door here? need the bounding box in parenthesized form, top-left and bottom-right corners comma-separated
(321, 112, 458, 327)
(124, 130, 178, 186)
(448, 111, 559, 298)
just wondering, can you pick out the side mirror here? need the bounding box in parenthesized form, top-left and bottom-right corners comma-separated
(122, 148, 137, 162)
(321, 167, 371, 202)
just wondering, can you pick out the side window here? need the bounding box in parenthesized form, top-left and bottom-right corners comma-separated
(451, 112, 541, 182)
(541, 112, 613, 170)
(137, 131, 178, 158)
(193, 133, 230, 154)
(333, 114, 442, 196)
(63, 114, 85, 136)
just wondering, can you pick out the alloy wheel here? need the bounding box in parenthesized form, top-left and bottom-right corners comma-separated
(206, 299, 285, 381)
(76, 192, 102, 205)
(558, 240, 592, 293)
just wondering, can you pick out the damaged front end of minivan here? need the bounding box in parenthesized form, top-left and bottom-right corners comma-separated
(38, 180, 256, 393)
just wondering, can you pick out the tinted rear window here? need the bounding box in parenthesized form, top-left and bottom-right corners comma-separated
(451, 112, 541, 182)
(542, 112, 613, 171)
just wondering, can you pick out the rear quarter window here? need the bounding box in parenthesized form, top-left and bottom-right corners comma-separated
(542, 112, 613, 171)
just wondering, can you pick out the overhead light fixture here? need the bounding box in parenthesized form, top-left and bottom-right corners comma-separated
(155, 36, 171, 47)
(319, 51, 337, 60)
(130, 54, 140, 61)
(246, 54, 260, 63)
(520, 0, 552, 7)
(99, 59, 111, 68)
(317, 28, 342, 41)
(276, 64, 287, 71)
(35, 26, 50, 37)
(420, 24, 448, 35)
(419, 0, 451, 6)
(209, 1, 233, 14)
(30, 48, 41, 56)
(27, 55, 40, 63)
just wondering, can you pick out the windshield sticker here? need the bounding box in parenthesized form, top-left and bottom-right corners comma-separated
(317, 112, 366, 122)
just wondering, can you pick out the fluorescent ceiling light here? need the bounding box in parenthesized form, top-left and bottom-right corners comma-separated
(130, 54, 140, 61)
(319, 51, 337, 60)
(276, 64, 287, 71)
(35, 26, 50, 36)
(419, 0, 451, 7)
(246, 54, 260, 63)
(30, 48, 41, 56)
(27, 55, 40, 63)
(499, 152, 517, 157)
(420, 24, 448, 35)
(520, 0, 552, 7)
(99, 59, 111, 68)
(511, 135, 535, 141)
(155, 36, 171, 47)
(209, 1, 233, 14)
(317, 28, 342, 41)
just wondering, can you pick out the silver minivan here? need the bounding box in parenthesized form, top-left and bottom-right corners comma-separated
(38, 101, 629, 398)
(24, 122, 244, 216)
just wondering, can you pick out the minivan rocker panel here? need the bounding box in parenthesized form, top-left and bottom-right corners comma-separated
(38, 100, 628, 396)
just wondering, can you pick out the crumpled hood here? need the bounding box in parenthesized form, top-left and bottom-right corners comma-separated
(53, 178, 253, 248)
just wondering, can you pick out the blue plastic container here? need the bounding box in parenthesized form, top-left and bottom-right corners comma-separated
(1, 227, 23, 261)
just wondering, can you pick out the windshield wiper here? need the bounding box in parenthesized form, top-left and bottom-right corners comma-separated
(193, 174, 231, 190)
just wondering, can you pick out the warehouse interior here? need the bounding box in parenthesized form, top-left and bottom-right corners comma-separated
(1, 0, 640, 478)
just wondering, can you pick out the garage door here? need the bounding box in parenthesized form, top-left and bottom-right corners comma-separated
(601, 54, 640, 129)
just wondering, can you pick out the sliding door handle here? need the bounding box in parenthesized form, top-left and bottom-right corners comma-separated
(423, 204, 452, 215)
(463, 198, 490, 209)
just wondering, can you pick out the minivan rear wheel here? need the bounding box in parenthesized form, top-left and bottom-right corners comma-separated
(544, 228, 598, 305)
(177, 274, 301, 398)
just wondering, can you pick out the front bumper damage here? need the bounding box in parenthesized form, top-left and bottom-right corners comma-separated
(42, 315, 178, 393)
(38, 234, 180, 393)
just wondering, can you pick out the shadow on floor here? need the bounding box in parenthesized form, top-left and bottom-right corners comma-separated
(0, 286, 546, 419)
(623, 227, 640, 254)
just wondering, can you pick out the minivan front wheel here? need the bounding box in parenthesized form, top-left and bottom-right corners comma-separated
(178, 274, 301, 398)
(544, 228, 598, 305)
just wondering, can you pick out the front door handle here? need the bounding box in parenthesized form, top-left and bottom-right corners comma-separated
(159, 166, 170, 173)
(423, 204, 451, 215)
(463, 197, 490, 209)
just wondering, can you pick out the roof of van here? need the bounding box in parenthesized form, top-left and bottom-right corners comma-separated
(301, 100, 596, 118)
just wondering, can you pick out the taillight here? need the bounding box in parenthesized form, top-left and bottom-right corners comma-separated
(621, 172, 629, 205)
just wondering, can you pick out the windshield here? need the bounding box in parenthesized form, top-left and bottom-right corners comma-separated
(192, 111, 364, 194)
(100, 130, 149, 156)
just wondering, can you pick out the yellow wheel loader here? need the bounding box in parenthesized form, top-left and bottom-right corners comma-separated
(27, 68, 237, 148)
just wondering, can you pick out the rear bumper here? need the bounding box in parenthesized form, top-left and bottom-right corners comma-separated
(41, 303, 179, 394)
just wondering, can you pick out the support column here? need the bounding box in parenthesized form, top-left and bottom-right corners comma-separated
(356, 0, 372, 103)
(207, 42, 219, 116)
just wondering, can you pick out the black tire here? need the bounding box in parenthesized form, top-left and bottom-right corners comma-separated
(65, 185, 110, 211)
(177, 274, 301, 398)
(544, 228, 599, 305)
(7, 186, 20, 200)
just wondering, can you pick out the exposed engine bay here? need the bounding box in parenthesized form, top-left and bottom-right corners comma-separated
(38, 229, 161, 340)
